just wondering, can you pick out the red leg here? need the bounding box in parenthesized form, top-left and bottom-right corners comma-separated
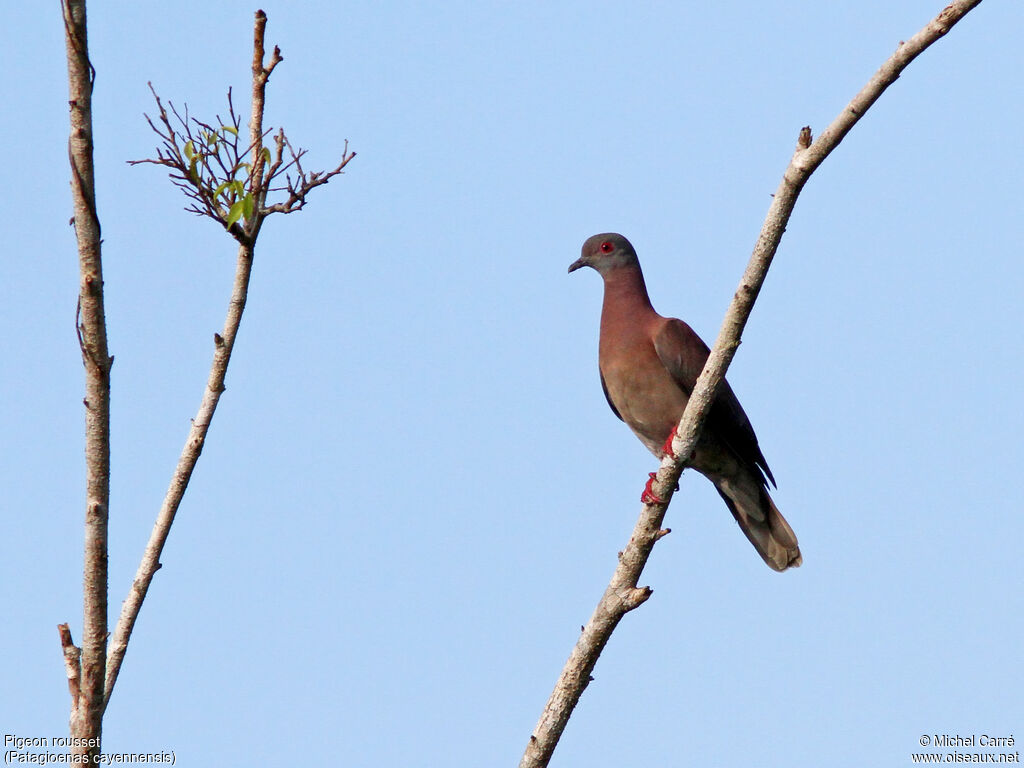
(641, 472, 664, 504)
(661, 426, 679, 459)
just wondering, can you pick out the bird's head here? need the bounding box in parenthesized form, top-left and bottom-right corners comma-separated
(568, 233, 640, 276)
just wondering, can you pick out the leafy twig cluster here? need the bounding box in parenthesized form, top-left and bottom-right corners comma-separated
(130, 83, 355, 244)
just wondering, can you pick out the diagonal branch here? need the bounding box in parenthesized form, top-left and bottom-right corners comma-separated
(104, 240, 254, 709)
(519, 2, 983, 766)
(105, 9, 339, 709)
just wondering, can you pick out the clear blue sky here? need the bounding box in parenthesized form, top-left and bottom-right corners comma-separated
(3, 2, 1022, 766)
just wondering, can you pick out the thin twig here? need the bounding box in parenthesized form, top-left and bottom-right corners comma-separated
(58, 624, 82, 727)
(248, 9, 277, 225)
(519, 2, 983, 766)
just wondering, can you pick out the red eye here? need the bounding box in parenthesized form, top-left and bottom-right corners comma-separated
(600, 241, 613, 253)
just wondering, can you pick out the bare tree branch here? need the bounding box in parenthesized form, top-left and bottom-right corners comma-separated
(61, 0, 109, 763)
(519, 2, 983, 766)
(104, 241, 253, 709)
(104, 9, 353, 710)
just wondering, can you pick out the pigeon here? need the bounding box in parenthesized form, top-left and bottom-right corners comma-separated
(569, 233, 801, 571)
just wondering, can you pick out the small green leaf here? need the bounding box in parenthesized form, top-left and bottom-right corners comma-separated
(261, 147, 272, 164)
(226, 199, 245, 228)
(213, 181, 232, 202)
(242, 192, 254, 220)
(221, 125, 238, 137)
(205, 132, 218, 147)
(183, 140, 195, 160)
(231, 180, 245, 197)
(188, 157, 199, 184)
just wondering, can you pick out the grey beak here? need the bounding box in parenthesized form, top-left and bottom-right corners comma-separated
(568, 256, 588, 274)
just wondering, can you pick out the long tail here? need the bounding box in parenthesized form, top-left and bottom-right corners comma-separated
(715, 482, 802, 571)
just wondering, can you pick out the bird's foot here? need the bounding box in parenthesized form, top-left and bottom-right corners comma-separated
(641, 472, 680, 504)
(641, 473, 664, 504)
(660, 426, 679, 459)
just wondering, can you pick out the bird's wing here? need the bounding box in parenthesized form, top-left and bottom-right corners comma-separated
(653, 318, 775, 487)
(600, 370, 624, 422)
